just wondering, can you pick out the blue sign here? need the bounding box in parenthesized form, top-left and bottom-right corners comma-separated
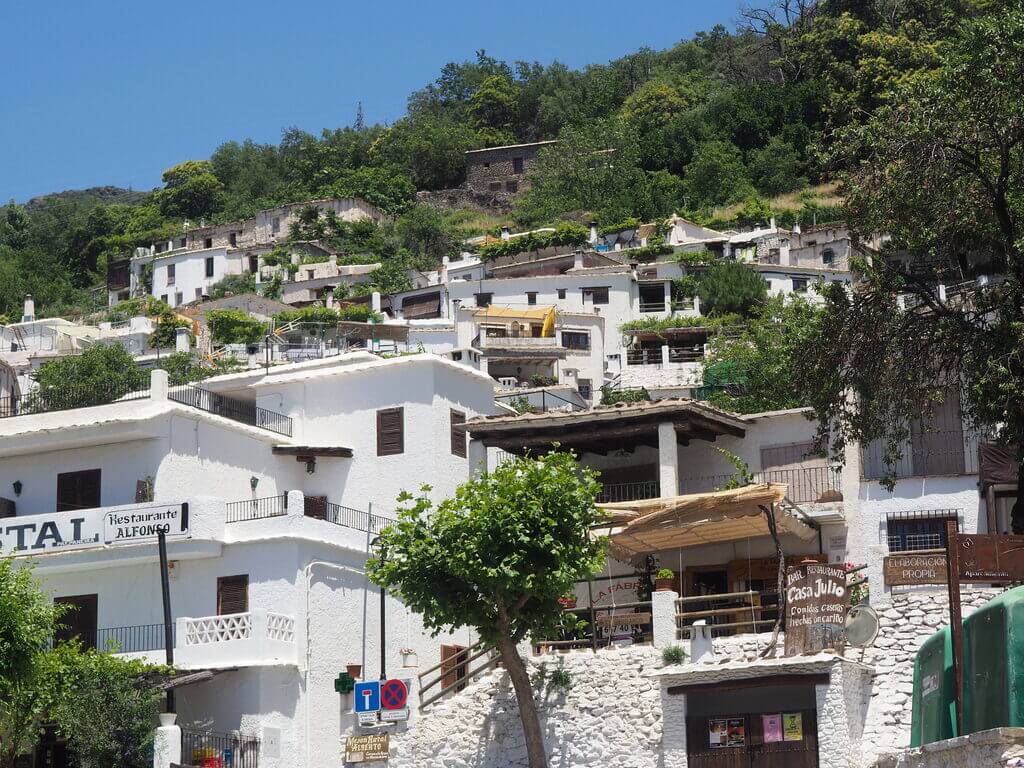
(354, 681, 381, 713)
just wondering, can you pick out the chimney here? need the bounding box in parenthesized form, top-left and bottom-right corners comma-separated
(175, 326, 190, 353)
(21, 295, 35, 323)
(793, 221, 801, 235)
(769, 216, 776, 231)
(500, 226, 511, 241)
(440, 255, 449, 284)
(329, 253, 338, 267)
(371, 291, 382, 313)
(573, 250, 584, 270)
(588, 221, 598, 244)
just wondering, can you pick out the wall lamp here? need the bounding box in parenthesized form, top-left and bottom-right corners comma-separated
(250, 476, 259, 492)
(12, 480, 22, 497)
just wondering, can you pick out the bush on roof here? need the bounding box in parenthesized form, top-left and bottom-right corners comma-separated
(207, 309, 266, 345)
(478, 222, 588, 261)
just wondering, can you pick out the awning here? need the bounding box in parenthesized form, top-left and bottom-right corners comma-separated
(473, 306, 557, 336)
(598, 484, 816, 561)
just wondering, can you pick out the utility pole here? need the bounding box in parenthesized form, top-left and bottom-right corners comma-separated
(158, 530, 176, 712)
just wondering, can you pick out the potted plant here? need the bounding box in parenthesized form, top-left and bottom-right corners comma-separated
(346, 663, 362, 679)
(557, 592, 578, 610)
(655, 568, 676, 592)
(400, 647, 418, 667)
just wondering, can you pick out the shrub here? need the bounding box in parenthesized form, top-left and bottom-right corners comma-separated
(656, 568, 675, 579)
(273, 305, 382, 325)
(508, 396, 540, 414)
(528, 374, 557, 387)
(206, 309, 266, 345)
(478, 222, 588, 260)
(697, 261, 767, 318)
(206, 272, 256, 300)
(661, 645, 687, 665)
(600, 386, 651, 405)
(618, 243, 674, 262)
(597, 217, 641, 237)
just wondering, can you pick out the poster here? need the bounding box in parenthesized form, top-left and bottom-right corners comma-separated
(762, 714, 783, 743)
(708, 719, 728, 748)
(727, 718, 746, 747)
(782, 713, 804, 742)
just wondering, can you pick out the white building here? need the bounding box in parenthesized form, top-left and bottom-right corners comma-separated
(0, 352, 494, 768)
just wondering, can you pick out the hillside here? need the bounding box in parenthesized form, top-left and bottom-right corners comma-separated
(0, 0, 980, 320)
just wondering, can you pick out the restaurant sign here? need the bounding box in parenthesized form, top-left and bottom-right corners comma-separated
(344, 734, 389, 763)
(883, 553, 948, 587)
(0, 503, 189, 555)
(784, 562, 849, 656)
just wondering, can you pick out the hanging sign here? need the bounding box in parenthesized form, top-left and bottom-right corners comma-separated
(951, 532, 1024, 582)
(883, 553, 948, 586)
(0, 502, 189, 555)
(784, 562, 849, 656)
(344, 734, 389, 763)
(727, 719, 746, 747)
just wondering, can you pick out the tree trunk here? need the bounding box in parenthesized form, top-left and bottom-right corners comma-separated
(496, 635, 548, 768)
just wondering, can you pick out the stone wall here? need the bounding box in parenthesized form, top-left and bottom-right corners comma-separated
(873, 727, 1024, 768)
(416, 188, 516, 214)
(391, 646, 663, 768)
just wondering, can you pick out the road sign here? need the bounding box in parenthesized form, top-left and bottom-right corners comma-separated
(354, 681, 380, 713)
(380, 708, 409, 723)
(380, 679, 409, 710)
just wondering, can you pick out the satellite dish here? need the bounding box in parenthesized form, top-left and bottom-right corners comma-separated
(846, 604, 880, 647)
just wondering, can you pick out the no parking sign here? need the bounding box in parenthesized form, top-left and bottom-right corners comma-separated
(380, 679, 410, 722)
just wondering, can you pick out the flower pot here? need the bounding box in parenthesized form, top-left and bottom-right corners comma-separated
(158, 712, 177, 727)
(401, 651, 418, 668)
(655, 577, 675, 592)
(346, 664, 362, 679)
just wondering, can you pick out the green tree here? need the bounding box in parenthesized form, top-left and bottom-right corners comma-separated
(471, 74, 519, 139)
(207, 309, 266, 345)
(796, 5, 1024, 516)
(369, 453, 606, 768)
(321, 166, 416, 215)
(698, 261, 767, 317)
(748, 137, 808, 196)
(396, 205, 456, 266)
(683, 140, 753, 208)
(32, 344, 147, 409)
(148, 308, 191, 349)
(370, 116, 479, 190)
(703, 295, 822, 414)
(155, 161, 225, 220)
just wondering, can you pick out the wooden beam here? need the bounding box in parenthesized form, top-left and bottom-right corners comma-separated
(272, 445, 353, 458)
(666, 673, 830, 696)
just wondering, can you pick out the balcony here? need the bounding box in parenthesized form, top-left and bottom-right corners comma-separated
(597, 480, 660, 503)
(861, 430, 980, 480)
(681, 466, 843, 505)
(175, 610, 298, 669)
(477, 335, 561, 349)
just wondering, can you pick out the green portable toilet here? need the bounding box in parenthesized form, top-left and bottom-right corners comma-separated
(962, 586, 1024, 733)
(910, 625, 957, 746)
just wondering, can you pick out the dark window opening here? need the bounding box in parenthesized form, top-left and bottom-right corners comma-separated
(512, 157, 524, 174)
(887, 510, 961, 552)
(562, 331, 590, 351)
(526, 292, 537, 306)
(249, 255, 258, 273)
(57, 469, 101, 512)
(229, 232, 238, 247)
(166, 264, 176, 285)
(505, 180, 519, 193)
(450, 409, 467, 458)
(557, 288, 566, 300)
(488, 182, 502, 192)
(377, 407, 405, 456)
(582, 287, 609, 305)
(204, 238, 213, 249)
(822, 248, 835, 265)
(217, 575, 249, 615)
(205, 256, 214, 278)
(54, 594, 97, 649)
(475, 293, 493, 308)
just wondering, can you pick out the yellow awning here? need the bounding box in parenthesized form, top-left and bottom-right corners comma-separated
(597, 484, 816, 562)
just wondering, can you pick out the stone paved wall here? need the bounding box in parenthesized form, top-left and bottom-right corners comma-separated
(873, 727, 1024, 768)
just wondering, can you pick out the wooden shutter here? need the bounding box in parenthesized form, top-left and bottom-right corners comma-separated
(56, 469, 101, 512)
(54, 594, 98, 650)
(217, 575, 249, 615)
(0, 497, 15, 519)
(377, 408, 404, 456)
(440, 645, 468, 691)
(450, 410, 467, 458)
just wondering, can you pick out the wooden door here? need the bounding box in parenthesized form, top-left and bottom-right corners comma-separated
(687, 710, 818, 768)
(54, 594, 98, 650)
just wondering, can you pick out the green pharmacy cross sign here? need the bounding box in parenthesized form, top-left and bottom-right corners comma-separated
(334, 672, 356, 695)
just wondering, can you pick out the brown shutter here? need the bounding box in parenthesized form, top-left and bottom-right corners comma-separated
(440, 644, 468, 691)
(217, 575, 249, 615)
(56, 469, 101, 512)
(450, 410, 467, 458)
(54, 594, 98, 650)
(0, 497, 15, 518)
(377, 408, 404, 456)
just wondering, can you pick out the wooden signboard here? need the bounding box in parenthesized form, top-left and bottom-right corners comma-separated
(345, 734, 390, 763)
(784, 562, 849, 657)
(727, 554, 827, 585)
(883, 552, 948, 587)
(595, 612, 652, 628)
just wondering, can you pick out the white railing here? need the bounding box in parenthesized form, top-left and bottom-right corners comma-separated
(478, 335, 559, 348)
(175, 610, 298, 669)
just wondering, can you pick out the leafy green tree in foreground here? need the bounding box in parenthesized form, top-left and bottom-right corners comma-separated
(697, 260, 768, 318)
(369, 452, 606, 768)
(32, 343, 147, 410)
(796, 5, 1024, 521)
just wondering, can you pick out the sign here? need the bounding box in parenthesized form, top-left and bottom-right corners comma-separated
(762, 714, 783, 743)
(0, 502, 189, 555)
(356, 712, 379, 727)
(952, 533, 1024, 582)
(727, 718, 745, 747)
(883, 552, 948, 587)
(380, 708, 409, 723)
(784, 562, 849, 657)
(708, 719, 728, 748)
(578, 576, 641, 608)
(353, 681, 380, 714)
(344, 734, 389, 763)
(782, 713, 803, 742)
(595, 612, 652, 628)
(921, 673, 940, 698)
(380, 679, 408, 710)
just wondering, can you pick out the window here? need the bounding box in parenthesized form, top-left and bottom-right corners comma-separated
(562, 331, 590, 351)
(205, 256, 215, 278)
(475, 293, 493, 308)
(54, 594, 97, 649)
(229, 232, 238, 247)
(57, 469, 101, 512)
(377, 407, 405, 456)
(505, 180, 518, 193)
(578, 379, 592, 400)
(166, 264, 176, 285)
(248, 255, 259, 273)
(204, 237, 213, 249)
(557, 288, 566, 300)
(488, 182, 502, 192)
(792, 278, 808, 293)
(450, 409, 467, 458)
(512, 157, 524, 174)
(451, 351, 463, 361)
(178, 237, 187, 249)
(272, 217, 281, 234)
(160, 295, 168, 304)
(582, 287, 609, 305)
(217, 575, 249, 615)
(0, 497, 14, 519)
(822, 248, 835, 265)
(526, 292, 537, 306)
(886, 510, 961, 552)
(175, 292, 183, 306)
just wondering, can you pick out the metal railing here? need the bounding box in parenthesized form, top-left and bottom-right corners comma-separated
(680, 466, 843, 504)
(540, 600, 654, 652)
(319, 502, 396, 535)
(676, 591, 776, 639)
(0, 381, 150, 419)
(667, 346, 705, 363)
(494, 389, 586, 412)
(225, 494, 288, 523)
(625, 348, 662, 366)
(597, 480, 660, 503)
(861, 430, 981, 480)
(477, 335, 560, 348)
(97, 623, 167, 653)
(169, 386, 292, 436)
(181, 728, 260, 768)
(639, 301, 667, 313)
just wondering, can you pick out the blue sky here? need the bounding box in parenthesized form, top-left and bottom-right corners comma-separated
(0, 0, 744, 202)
